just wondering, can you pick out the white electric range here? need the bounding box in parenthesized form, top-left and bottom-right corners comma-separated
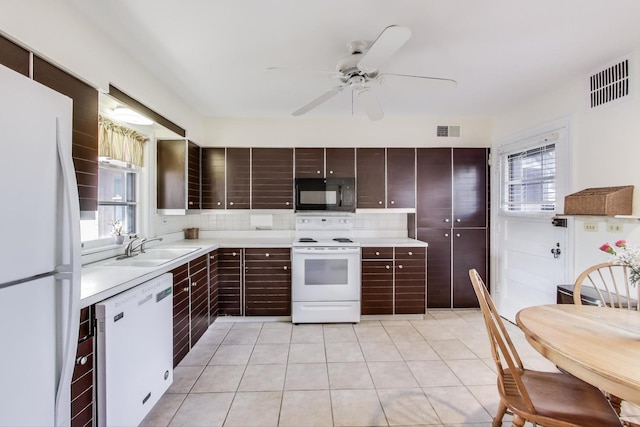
(291, 214, 361, 323)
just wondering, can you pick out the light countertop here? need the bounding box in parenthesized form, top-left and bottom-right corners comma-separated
(81, 236, 427, 307)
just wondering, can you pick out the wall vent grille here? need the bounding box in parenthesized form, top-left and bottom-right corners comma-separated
(589, 58, 630, 108)
(436, 125, 461, 137)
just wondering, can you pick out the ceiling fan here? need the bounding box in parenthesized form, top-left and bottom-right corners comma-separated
(267, 25, 457, 121)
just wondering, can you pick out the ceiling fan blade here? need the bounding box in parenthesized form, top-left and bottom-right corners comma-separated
(356, 88, 384, 121)
(378, 73, 457, 91)
(292, 86, 343, 116)
(264, 67, 336, 77)
(357, 25, 411, 74)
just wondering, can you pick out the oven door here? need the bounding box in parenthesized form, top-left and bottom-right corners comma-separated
(292, 247, 361, 302)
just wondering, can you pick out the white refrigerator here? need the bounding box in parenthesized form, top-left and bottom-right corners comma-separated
(0, 64, 81, 426)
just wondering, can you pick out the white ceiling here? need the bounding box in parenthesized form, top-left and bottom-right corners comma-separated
(69, 0, 640, 120)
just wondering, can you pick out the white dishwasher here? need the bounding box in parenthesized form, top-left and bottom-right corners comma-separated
(96, 273, 174, 427)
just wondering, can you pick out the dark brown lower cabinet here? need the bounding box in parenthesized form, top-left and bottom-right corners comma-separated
(171, 263, 190, 367)
(418, 228, 487, 308)
(209, 249, 219, 323)
(361, 246, 426, 315)
(394, 247, 426, 314)
(71, 307, 94, 427)
(218, 248, 243, 316)
(189, 255, 209, 346)
(244, 248, 291, 316)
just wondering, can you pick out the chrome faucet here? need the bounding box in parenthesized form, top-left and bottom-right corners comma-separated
(123, 237, 164, 257)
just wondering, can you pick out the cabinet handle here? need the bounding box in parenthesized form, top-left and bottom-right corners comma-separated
(245, 267, 249, 271)
(285, 202, 290, 206)
(283, 265, 288, 270)
(265, 253, 270, 257)
(217, 201, 221, 206)
(408, 251, 413, 256)
(390, 200, 395, 205)
(192, 281, 197, 287)
(378, 200, 383, 205)
(456, 233, 461, 237)
(444, 218, 450, 223)
(456, 218, 461, 223)
(76, 356, 88, 366)
(210, 255, 215, 260)
(232, 252, 237, 256)
(329, 170, 334, 174)
(385, 265, 390, 269)
(398, 264, 403, 269)
(375, 251, 380, 256)
(317, 170, 321, 174)
(189, 201, 194, 205)
(444, 233, 449, 237)
(229, 201, 234, 206)
(183, 287, 189, 292)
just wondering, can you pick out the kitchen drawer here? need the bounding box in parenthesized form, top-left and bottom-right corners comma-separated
(244, 247, 290, 261)
(395, 247, 426, 259)
(362, 247, 393, 260)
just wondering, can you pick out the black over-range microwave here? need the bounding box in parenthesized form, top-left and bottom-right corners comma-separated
(294, 178, 356, 212)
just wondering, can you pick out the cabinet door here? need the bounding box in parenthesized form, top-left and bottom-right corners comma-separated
(295, 148, 324, 178)
(418, 228, 452, 308)
(71, 307, 94, 427)
(356, 148, 385, 208)
(208, 250, 219, 322)
(387, 148, 415, 208)
(416, 148, 452, 228)
(452, 148, 488, 228)
(326, 148, 355, 177)
(171, 263, 190, 367)
(226, 148, 251, 209)
(361, 260, 393, 315)
(189, 255, 209, 346)
(0, 35, 29, 77)
(452, 229, 487, 308)
(244, 248, 291, 316)
(252, 148, 294, 209)
(157, 140, 186, 210)
(218, 248, 243, 315)
(187, 141, 201, 209)
(201, 148, 226, 209)
(394, 247, 426, 314)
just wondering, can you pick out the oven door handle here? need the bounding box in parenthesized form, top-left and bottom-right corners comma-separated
(292, 247, 361, 255)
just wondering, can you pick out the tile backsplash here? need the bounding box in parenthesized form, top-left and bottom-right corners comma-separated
(153, 211, 407, 236)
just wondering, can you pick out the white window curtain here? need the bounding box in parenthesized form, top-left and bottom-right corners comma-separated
(98, 115, 147, 166)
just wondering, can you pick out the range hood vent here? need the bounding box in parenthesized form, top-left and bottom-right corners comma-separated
(436, 125, 461, 137)
(588, 57, 630, 108)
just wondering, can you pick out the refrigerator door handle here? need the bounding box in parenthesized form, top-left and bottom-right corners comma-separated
(54, 117, 82, 427)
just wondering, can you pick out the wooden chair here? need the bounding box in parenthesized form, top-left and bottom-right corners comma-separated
(468, 269, 622, 427)
(573, 263, 638, 310)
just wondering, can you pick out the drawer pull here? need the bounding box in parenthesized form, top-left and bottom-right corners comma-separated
(210, 255, 215, 260)
(456, 218, 461, 223)
(408, 251, 413, 256)
(444, 233, 449, 237)
(265, 253, 270, 257)
(375, 251, 380, 256)
(378, 200, 383, 205)
(183, 287, 189, 292)
(390, 200, 395, 205)
(76, 356, 88, 366)
(189, 201, 194, 205)
(398, 265, 403, 269)
(317, 170, 321, 174)
(192, 281, 197, 287)
(444, 218, 450, 223)
(285, 201, 290, 206)
(456, 233, 461, 237)
(232, 252, 237, 256)
(217, 201, 221, 206)
(329, 170, 334, 174)
(283, 265, 288, 270)
(229, 201, 234, 206)
(385, 265, 390, 270)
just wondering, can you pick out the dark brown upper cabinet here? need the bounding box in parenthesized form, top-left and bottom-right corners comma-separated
(0, 35, 29, 77)
(416, 148, 452, 228)
(201, 148, 225, 209)
(326, 148, 355, 178)
(386, 148, 415, 209)
(157, 139, 200, 212)
(452, 148, 488, 228)
(294, 148, 324, 178)
(33, 56, 99, 214)
(226, 148, 251, 209)
(251, 148, 293, 209)
(356, 148, 386, 208)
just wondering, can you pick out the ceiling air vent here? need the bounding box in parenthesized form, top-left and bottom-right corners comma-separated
(589, 58, 630, 108)
(436, 125, 461, 137)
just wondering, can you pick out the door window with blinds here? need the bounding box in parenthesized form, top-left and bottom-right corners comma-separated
(499, 129, 568, 214)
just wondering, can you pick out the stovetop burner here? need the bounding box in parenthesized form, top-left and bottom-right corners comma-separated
(298, 237, 318, 243)
(333, 238, 353, 243)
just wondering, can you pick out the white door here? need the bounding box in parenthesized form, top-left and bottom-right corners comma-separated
(493, 120, 573, 322)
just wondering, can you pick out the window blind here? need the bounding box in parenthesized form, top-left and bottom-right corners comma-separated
(504, 143, 556, 212)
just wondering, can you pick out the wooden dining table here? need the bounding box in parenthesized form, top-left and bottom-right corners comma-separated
(516, 304, 640, 406)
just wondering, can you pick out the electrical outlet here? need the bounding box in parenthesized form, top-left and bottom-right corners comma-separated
(607, 223, 624, 233)
(583, 222, 599, 232)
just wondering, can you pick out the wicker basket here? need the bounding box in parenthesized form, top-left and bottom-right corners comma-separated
(564, 186, 633, 216)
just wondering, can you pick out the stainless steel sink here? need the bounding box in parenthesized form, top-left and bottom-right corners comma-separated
(100, 247, 201, 267)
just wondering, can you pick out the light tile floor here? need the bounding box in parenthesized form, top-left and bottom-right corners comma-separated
(141, 310, 640, 427)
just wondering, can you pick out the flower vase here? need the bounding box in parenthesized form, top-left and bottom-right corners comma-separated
(114, 235, 125, 245)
